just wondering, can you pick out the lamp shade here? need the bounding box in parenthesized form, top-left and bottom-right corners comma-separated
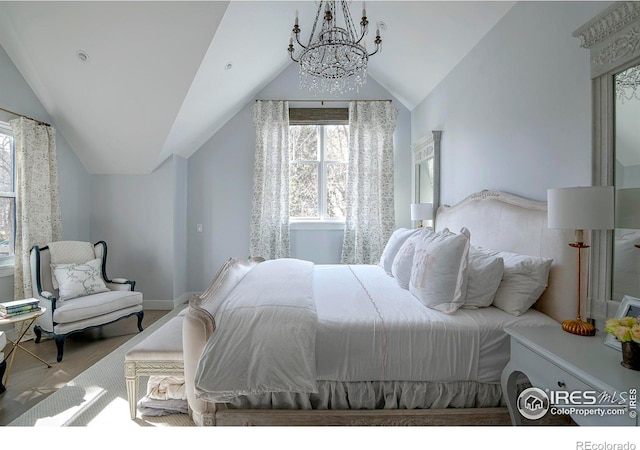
(616, 188, 640, 229)
(547, 186, 614, 230)
(411, 203, 433, 221)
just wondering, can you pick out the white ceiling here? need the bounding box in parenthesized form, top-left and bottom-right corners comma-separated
(0, 1, 515, 175)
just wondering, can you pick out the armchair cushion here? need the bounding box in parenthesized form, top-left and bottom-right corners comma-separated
(53, 290, 143, 324)
(52, 258, 109, 301)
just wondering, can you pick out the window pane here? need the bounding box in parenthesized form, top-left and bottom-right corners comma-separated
(0, 132, 14, 192)
(325, 125, 349, 161)
(0, 197, 14, 257)
(326, 162, 347, 219)
(290, 162, 318, 218)
(289, 125, 318, 161)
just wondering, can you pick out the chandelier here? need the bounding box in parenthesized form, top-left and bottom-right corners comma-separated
(616, 65, 640, 102)
(287, 1, 382, 95)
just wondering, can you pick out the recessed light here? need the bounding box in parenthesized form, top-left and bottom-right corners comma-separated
(76, 50, 90, 62)
(225, 62, 233, 71)
(378, 21, 387, 31)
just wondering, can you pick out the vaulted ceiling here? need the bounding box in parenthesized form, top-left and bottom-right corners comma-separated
(0, 1, 515, 175)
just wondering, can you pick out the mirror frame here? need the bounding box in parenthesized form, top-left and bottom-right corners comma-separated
(411, 130, 441, 227)
(573, 1, 640, 321)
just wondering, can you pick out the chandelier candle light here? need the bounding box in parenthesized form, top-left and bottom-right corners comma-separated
(288, 1, 382, 94)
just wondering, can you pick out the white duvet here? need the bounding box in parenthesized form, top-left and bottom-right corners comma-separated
(194, 259, 318, 402)
(194, 260, 557, 403)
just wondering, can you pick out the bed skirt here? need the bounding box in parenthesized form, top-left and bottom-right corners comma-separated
(224, 380, 520, 410)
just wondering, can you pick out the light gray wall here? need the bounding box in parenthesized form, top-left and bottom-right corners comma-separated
(187, 63, 411, 291)
(0, 43, 91, 302)
(90, 157, 176, 302)
(173, 155, 188, 300)
(412, 1, 612, 206)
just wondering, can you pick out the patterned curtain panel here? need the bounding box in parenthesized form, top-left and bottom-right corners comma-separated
(249, 101, 291, 259)
(341, 101, 398, 264)
(10, 117, 63, 301)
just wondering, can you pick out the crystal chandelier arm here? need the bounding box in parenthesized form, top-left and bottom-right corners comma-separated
(306, 1, 325, 47)
(340, 1, 360, 42)
(293, 25, 307, 50)
(367, 32, 382, 56)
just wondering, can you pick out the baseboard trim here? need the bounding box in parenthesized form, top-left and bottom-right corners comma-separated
(173, 292, 197, 308)
(142, 299, 175, 310)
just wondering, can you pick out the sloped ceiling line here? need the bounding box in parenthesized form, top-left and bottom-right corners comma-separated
(0, 1, 514, 175)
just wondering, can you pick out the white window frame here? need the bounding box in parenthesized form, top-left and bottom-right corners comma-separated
(289, 124, 348, 228)
(0, 121, 16, 273)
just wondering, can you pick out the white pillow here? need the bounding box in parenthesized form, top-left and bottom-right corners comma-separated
(379, 228, 421, 273)
(463, 247, 504, 308)
(409, 227, 470, 314)
(52, 258, 110, 301)
(391, 231, 428, 290)
(195, 257, 264, 318)
(484, 250, 553, 316)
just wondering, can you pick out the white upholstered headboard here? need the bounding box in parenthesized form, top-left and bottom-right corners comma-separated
(435, 190, 577, 324)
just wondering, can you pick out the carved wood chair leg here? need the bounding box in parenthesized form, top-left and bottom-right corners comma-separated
(136, 311, 144, 332)
(55, 336, 66, 362)
(0, 359, 6, 394)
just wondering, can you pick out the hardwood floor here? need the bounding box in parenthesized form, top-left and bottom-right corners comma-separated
(0, 309, 169, 426)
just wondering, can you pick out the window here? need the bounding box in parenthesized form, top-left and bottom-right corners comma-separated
(289, 124, 348, 221)
(0, 122, 15, 263)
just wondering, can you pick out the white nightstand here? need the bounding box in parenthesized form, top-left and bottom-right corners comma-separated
(501, 326, 639, 426)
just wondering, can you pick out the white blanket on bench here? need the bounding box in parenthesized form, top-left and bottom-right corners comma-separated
(194, 259, 318, 402)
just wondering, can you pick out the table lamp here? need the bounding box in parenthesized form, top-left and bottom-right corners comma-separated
(547, 186, 614, 336)
(411, 203, 433, 228)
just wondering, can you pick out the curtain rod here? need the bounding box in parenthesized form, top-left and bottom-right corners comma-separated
(0, 106, 50, 127)
(256, 99, 392, 104)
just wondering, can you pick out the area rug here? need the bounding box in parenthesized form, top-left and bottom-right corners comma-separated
(7, 304, 194, 427)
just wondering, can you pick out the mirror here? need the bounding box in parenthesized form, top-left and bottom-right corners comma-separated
(612, 63, 640, 301)
(411, 131, 441, 227)
(573, 2, 640, 321)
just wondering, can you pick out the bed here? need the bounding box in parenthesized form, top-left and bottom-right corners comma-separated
(182, 189, 577, 426)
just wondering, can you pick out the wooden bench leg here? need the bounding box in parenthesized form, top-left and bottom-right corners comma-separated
(124, 361, 138, 420)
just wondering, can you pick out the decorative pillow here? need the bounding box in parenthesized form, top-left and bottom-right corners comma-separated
(409, 227, 471, 314)
(463, 246, 505, 308)
(379, 228, 422, 273)
(52, 258, 109, 301)
(48, 241, 96, 290)
(391, 230, 430, 290)
(195, 257, 264, 318)
(483, 250, 553, 316)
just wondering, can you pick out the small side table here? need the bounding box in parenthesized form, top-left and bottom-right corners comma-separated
(502, 326, 639, 426)
(0, 307, 51, 387)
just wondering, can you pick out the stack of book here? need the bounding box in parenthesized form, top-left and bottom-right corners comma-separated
(0, 298, 40, 319)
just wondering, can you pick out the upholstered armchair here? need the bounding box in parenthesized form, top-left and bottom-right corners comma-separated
(30, 240, 144, 362)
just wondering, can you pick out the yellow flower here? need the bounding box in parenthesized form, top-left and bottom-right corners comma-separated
(605, 316, 640, 343)
(615, 326, 631, 342)
(619, 316, 638, 328)
(605, 318, 620, 334)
